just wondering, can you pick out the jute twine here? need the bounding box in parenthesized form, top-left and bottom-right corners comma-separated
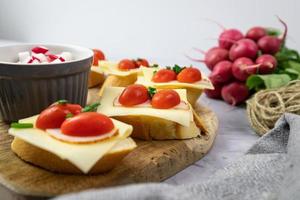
(246, 80, 300, 136)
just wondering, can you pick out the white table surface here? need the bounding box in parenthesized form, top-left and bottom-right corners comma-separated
(0, 39, 259, 197)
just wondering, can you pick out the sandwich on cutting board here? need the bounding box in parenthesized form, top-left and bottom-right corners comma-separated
(97, 84, 206, 140)
(91, 57, 153, 96)
(9, 100, 136, 174)
(136, 65, 214, 107)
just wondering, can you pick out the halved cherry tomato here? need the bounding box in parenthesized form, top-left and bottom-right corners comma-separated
(61, 112, 114, 137)
(135, 58, 149, 67)
(119, 84, 149, 106)
(152, 69, 177, 83)
(92, 49, 105, 66)
(151, 90, 180, 109)
(118, 59, 137, 70)
(177, 67, 202, 83)
(36, 103, 82, 130)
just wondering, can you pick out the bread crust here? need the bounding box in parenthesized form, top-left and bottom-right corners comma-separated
(113, 115, 200, 140)
(11, 138, 134, 174)
(88, 71, 105, 88)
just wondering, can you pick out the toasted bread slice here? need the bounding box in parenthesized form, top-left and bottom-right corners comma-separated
(99, 74, 137, 96)
(88, 70, 106, 88)
(11, 137, 136, 174)
(113, 115, 200, 140)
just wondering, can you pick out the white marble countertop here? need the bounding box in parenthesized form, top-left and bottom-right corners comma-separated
(0, 39, 260, 198)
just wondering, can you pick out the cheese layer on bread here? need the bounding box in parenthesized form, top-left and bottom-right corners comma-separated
(91, 61, 141, 77)
(136, 67, 214, 90)
(97, 87, 193, 127)
(9, 115, 134, 173)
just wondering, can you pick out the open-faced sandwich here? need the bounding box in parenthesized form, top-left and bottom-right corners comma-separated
(88, 49, 106, 88)
(136, 65, 214, 106)
(9, 100, 136, 174)
(91, 58, 153, 95)
(97, 84, 206, 140)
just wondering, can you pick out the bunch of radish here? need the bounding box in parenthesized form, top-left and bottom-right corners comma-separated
(189, 17, 287, 106)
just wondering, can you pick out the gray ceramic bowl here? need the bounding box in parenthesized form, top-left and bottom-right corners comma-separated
(0, 44, 93, 122)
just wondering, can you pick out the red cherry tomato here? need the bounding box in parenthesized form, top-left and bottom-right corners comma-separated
(118, 59, 137, 70)
(119, 84, 149, 106)
(136, 58, 149, 67)
(177, 67, 202, 83)
(36, 103, 82, 130)
(61, 112, 114, 137)
(151, 90, 180, 109)
(152, 69, 177, 83)
(92, 49, 105, 66)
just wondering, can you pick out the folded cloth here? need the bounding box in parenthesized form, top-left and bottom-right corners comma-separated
(53, 113, 300, 200)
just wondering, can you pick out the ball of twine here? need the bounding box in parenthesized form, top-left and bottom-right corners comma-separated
(246, 80, 300, 136)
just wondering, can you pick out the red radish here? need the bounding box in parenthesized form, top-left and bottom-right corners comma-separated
(28, 56, 41, 64)
(255, 54, 277, 74)
(204, 78, 222, 99)
(229, 39, 258, 60)
(186, 47, 229, 70)
(204, 48, 229, 70)
(219, 29, 244, 50)
(232, 57, 259, 81)
(209, 61, 233, 84)
(31, 46, 49, 54)
(205, 84, 222, 99)
(47, 54, 58, 62)
(221, 82, 249, 105)
(258, 36, 281, 54)
(59, 57, 65, 62)
(246, 27, 267, 41)
(257, 17, 288, 54)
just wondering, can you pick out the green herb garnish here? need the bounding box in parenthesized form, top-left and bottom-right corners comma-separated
(11, 123, 33, 129)
(82, 103, 101, 112)
(148, 87, 157, 98)
(150, 64, 159, 68)
(65, 113, 74, 119)
(172, 64, 184, 74)
(57, 99, 68, 104)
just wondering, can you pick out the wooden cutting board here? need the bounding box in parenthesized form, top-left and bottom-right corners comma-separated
(0, 88, 218, 198)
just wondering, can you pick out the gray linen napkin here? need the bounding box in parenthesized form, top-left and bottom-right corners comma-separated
(53, 113, 300, 200)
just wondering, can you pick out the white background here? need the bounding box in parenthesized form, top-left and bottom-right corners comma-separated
(0, 0, 299, 71)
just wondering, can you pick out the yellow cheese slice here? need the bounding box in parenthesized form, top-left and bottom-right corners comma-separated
(97, 87, 193, 127)
(137, 67, 214, 90)
(91, 61, 142, 77)
(9, 115, 133, 174)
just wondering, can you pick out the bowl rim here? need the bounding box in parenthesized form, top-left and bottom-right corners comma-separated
(0, 43, 94, 66)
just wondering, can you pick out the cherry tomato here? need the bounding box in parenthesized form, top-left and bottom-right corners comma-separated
(61, 112, 114, 137)
(92, 49, 105, 66)
(135, 58, 149, 67)
(177, 67, 202, 83)
(152, 69, 177, 83)
(151, 90, 180, 109)
(118, 59, 137, 70)
(119, 84, 149, 106)
(36, 103, 82, 129)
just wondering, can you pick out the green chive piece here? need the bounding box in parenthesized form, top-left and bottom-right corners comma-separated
(57, 99, 68, 104)
(82, 102, 101, 112)
(150, 64, 159, 68)
(11, 123, 34, 129)
(66, 113, 74, 119)
(148, 87, 157, 98)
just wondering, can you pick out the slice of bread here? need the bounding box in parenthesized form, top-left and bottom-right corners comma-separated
(113, 115, 200, 140)
(11, 137, 136, 174)
(99, 74, 137, 96)
(88, 70, 106, 88)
